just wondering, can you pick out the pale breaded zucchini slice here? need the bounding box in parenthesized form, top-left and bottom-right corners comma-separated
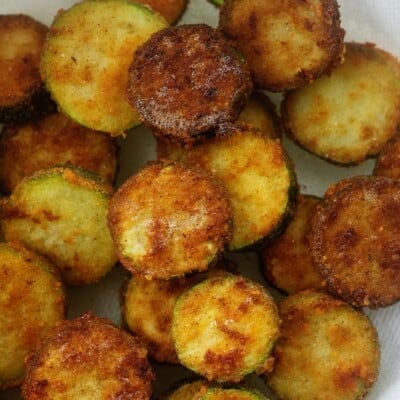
(172, 272, 280, 382)
(40, 0, 168, 135)
(158, 127, 296, 251)
(0, 112, 118, 194)
(108, 160, 232, 280)
(266, 290, 380, 400)
(373, 134, 400, 179)
(309, 175, 400, 308)
(0, 242, 65, 390)
(128, 24, 253, 145)
(219, 0, 344, 92)
(0, 166, 116, 285)
(133, 0, 188, 24)
(22, 313, 154, 400)
(262, 194, 324, 294)
(282, 42, 400, 165)
(121, 260, 236, 363)
(167, 380, 269, 400)
(0, 14, 55, 123)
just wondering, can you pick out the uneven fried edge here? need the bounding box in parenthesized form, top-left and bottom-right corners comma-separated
(309, 175, 400, 308)
(22, 313, 154, 400)
(373, 133, 400, 179)
(0, 112, 118, 194)
(219, 0, 345, 91)
(266, 289, 380, 400)
(108, 159, 232, 279)
(128, 24, 253, 145)
(0, 14, 55, 123)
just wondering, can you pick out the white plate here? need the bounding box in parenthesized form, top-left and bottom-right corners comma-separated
(1, 1, 399, 399)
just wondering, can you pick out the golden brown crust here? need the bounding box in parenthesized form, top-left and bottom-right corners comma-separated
(219, 0, 345, 91)
(22, 313, 154, 400)
(133, 0, 188, 24)
(0, 14, 55, 122)
(0, 112, 118, 193)
(0, 242, 66, 390)
(262, 194, 324, 294)
(373, 134, 400, 179)
(309, 175, 400, 308)
(108, 160, 232, 279)
(266, 290, 380, 400)
(128, 24, 253, 145)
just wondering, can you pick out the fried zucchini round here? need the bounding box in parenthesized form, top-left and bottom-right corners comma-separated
(282, 42, 400, 165)
(158, 127, 296, 251)
(133, 0, 188, 24)
(22, 313, 154, 400)
(40, 0, 168, 135)
(0, 112, 118, 194)
(0, 242, 65, 389)
(266, 290, 380, 400)
(128, 24, 253, 145)
(122, 260, 236, 364)
(262, 194, 324, 294)
(309, 175, 400, 308)
(219, 0, 344, 92)
(108, 160, 232, 280)
(167, 380, 269, 400)
(373, 134, 400, 179)
(172, 272, 280, 382)
(1, 166, 116, 285)
(0, 14, 54, 123)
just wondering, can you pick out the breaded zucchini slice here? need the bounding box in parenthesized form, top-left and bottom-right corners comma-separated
(0, 242, 65, 390)
(309, 175, 400, 308)
(0, 166, 116, 285)
(128, 24, 253, 145)
(172, 273, 280, 382)
(133, 0, 188, 24)
(266, 290, 380, 400)
(40, 0, 168, 135)
(121, 260, 235, 363)
(373, 134, 400, 179)
(262, 194, 324, 294)
(0, 112, 118, 194)
(282, 42, 400, 165)
(158, 127, 296, 251)
(167, 380, 269, 400)
(22, 313, 154, 400)
(0, 14, 55, 123)
(219, 0, 344, 92)
(108, 160, 232, 280)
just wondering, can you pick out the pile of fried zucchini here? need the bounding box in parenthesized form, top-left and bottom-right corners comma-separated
(1, 0, 399, 399)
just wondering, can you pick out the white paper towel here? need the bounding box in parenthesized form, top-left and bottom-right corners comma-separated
(0, 1, 399, 399)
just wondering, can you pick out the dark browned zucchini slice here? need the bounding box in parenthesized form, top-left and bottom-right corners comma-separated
(40, 0, 168, 135)
(0, 242, 65, 389)
(158, 127, 296, 251)
(108, 160, 232, 280)
(0, 112, 118, 194)
(133, 0, 188, 24)
(262, 194, 324, 294)
(0, 14, 54, 123)
(219, 0, 344, 91)
(1, 166, 116, 285)
(22, 313, 154, 400)
(282, 42, 400, 165)
(128, 23, 253, 145)
(172, 272, 280, 382)
(373, 133, 400, 179)
(266, 290, 380, 400)
(309, 175, 400, 308)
